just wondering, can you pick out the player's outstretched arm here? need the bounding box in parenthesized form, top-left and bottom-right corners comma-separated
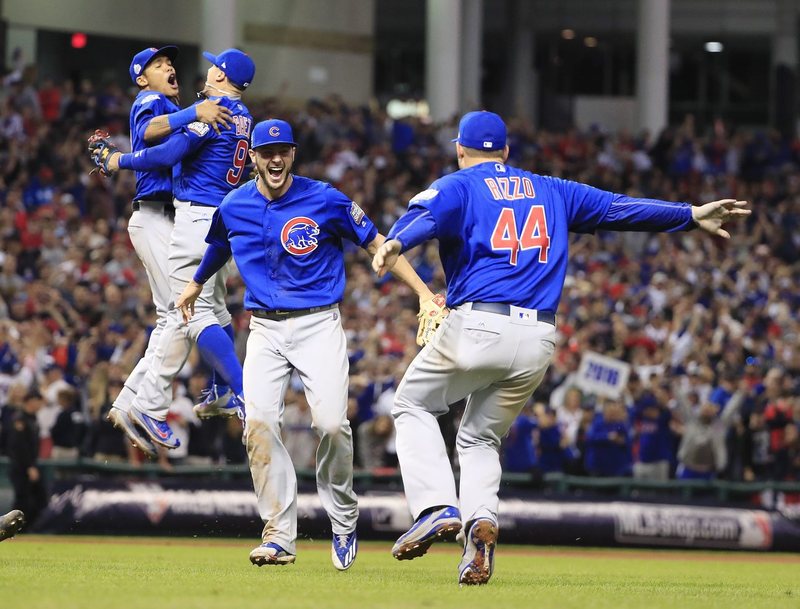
(691, 199, 751, 239)
(368, 234, 434, 300)
(144, 99, 233, 142)
(175, 280, 203, 323)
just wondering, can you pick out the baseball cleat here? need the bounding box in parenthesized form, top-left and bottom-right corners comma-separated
(127, 408, 181, 449)
(0, 510, 25, 541)
(192, 386, 234, 419)
(107, 407, 158, 458)
(458, 518, 498, 586)
(331, 531, 358, 571)
(249, 542, 296, 566)
(392, 505, 462, 560)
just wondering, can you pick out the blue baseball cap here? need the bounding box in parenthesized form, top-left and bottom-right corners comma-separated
(451, 111, 507, 151)
(202, 48, 255, 89)
(129, 46, 178, 83)
(251, 119, 296, 149)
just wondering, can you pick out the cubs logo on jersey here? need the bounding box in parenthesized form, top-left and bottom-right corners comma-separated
(281, 216, 320, 255)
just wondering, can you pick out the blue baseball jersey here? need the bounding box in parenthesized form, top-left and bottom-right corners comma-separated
(389, 162, 694, 312)
(173, 96, 253, 206)
(129, 90, 179, 201)
(206, 175, 378, 310)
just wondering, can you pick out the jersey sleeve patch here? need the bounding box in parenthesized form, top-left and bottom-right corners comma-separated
(349, 201, 365, 224)
(187, 121, 210, 137)
(410, 188, 439, 204)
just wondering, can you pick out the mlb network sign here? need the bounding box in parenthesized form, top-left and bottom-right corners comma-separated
(576, 351, 631, 399)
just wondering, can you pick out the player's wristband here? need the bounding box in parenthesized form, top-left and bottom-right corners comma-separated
(118, 153, 133, 170)
(167, 106, 198, 131)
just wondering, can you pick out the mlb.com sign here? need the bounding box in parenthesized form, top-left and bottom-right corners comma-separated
(576, 351, 631, 398)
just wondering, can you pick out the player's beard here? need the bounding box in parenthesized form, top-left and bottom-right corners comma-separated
(257, 165, 289, 193)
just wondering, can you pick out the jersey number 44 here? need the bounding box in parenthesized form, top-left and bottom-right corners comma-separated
(484, 176, 550, 266)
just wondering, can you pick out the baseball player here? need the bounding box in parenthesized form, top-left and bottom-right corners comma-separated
(100, 45, 234, 458)
(174, 119, 439, 571)
(372, 111, 751, 585)
(91, 49, 255, 449)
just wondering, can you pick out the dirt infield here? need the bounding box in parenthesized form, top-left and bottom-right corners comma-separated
(12, 534, 800, 563)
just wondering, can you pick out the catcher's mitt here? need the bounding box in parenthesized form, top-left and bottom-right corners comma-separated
(87, 129, 119, 176)
(416, 293, 448, 347)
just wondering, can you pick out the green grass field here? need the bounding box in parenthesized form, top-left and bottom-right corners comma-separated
(1, 536, 798, 609)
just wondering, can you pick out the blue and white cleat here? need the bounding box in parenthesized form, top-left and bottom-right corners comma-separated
(331, 531, 358, 571)
(391, 505, 462, 560)
(127, 408, 181, 449)
(107, 406, 158, 458)
(458, 518, 498, 586)
(192, 386, 234, 419)
(249, 542, 296, 566)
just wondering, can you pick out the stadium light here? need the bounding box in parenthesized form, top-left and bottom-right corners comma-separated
(584, 36, 598, 48)
(704, 41, 723, 53)
(71, 32, 87, 49)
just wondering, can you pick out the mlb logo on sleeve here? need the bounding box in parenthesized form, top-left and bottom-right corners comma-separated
(349, 201, 365, 224)
(188, 122, 210, 137)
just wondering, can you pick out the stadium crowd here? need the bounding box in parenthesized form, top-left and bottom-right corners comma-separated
(0, 66, 798, 487)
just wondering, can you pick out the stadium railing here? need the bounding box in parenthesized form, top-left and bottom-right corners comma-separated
(1, 456, 798, 502)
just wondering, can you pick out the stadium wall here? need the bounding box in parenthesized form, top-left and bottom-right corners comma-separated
(36, 478, 800, 552)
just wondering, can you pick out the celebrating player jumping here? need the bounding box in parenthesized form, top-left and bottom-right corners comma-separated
(94, 45, 234, 457)
(372, 110, 751, 586)
(90, 49, 256, 450)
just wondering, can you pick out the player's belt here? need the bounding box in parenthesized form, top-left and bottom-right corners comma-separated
(132, 199, 175, 216)
(250, 303, 337, 321)
(470, 302, 556, 326)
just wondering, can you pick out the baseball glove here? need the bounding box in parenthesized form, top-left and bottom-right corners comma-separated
(87, 129, 119, 176)
(416, 293, 448, 347)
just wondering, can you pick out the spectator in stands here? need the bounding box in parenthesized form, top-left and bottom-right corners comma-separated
(7, 390, 47, 526)
(0, 383, 27, 455)
(0, 67, 798, 484)
(502, 402, 539, 476)
(762, 368, 795, 479)
(676, 386, 745, 480)
(49, 386, 84, 460)
(555, 386, 584, 454)
(632, 385, 674, 480)
(533, 403, 570, 474)
(585, 398, 633, 477)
